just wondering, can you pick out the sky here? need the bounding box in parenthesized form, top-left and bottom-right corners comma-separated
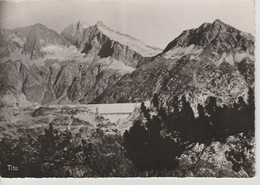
(0, 0, 255, 49)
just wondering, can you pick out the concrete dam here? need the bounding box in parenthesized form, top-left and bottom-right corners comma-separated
(86, 102, 151, 122)
(42, 101, 151, 123)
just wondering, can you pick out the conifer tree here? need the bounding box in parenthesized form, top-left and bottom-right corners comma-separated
(152, 93, 159, 110)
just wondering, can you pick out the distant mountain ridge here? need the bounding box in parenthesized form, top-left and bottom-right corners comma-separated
(163, 19, 254, 52)
(162, 19, 254, 65)
(0, 19, 255, 109)
(0, 20, 162, 106)
(0, 24, 71, 60)
(93, 19, 254, 110)
(62, 20, 162, 58)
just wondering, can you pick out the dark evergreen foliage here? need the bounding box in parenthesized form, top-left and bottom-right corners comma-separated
(124, 89, 255, 171)
(0, 89, 255, 177)
(0, 123, 135, 177)
(152, 93, 159, 110)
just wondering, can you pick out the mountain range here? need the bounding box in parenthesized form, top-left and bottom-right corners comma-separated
(0, 19, 254, 110)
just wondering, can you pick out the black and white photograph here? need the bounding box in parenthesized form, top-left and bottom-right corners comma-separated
(0, 0, 256, 178)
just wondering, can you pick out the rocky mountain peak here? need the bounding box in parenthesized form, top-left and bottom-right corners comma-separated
(197, 19, 226, 31)
(77, 20, 90, 29)
(212, 19, 225, 27)
(96, 21, 106, 27)
(94, 21, 115, 35)
(89, 21, 162, 57)
(209, 19, 237, 34)
(76, 21, 81, 29)
(95, 20, 254, 109)
(11, 24, 71, 59)
(31, 23, 49, 30)
(12, 23, 50, 38)
(0, 19, 254, 109)
(65, 20, 90, 30)
(163, 19, 254, 54)
(61, 20, 90, 46)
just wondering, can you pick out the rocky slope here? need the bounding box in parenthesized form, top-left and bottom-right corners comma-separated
(0, 21, 161, 106)
(0, 29, 24, 58)
(94, 19, 254, 109)
(67, 21, 162, 67)
(0, 24, 72, 60)
(61, 20, 90, 47)
(0, 19, 254, 108)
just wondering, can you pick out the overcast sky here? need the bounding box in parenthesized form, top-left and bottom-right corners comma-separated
(0, 0, 255, 48)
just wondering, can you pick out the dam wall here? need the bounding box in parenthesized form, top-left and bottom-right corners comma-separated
(47, 101, 151, 123)
(87, 101, 151, 122)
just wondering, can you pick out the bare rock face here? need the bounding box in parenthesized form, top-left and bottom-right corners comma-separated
(0, 60, 44, 104)
(1, 21, 158, 105)
(75, 21, 162, 67)
(0, 24, 71, 60)
(94, 20, 254, 109)
(163, 19, 254, 54)
(0, 29, 25, 58)
(0, 19, 254, 108)
(0, 21, 161, 105)
(16, 24, 71, 59)
(178, 135, 255, 177)
(61, 20, 90, 47)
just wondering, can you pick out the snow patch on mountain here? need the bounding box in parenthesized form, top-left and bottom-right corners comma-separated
(39, 46, 86, 64)
(234, 51, 254, 62)
(90, 56, 135, 73)
(216, 53, 234, 66)
(107, 60, 135, 73)
(163, 44, 203, 60)
(11, 36, 25, 46)
(234, 52, 248, 62)
(41, 45, 66, 54)
(3, 45, 86, 66)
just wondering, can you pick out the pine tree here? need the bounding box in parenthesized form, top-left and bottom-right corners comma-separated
(124, 92, 255, 173)
(152, 93, 159, 110)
